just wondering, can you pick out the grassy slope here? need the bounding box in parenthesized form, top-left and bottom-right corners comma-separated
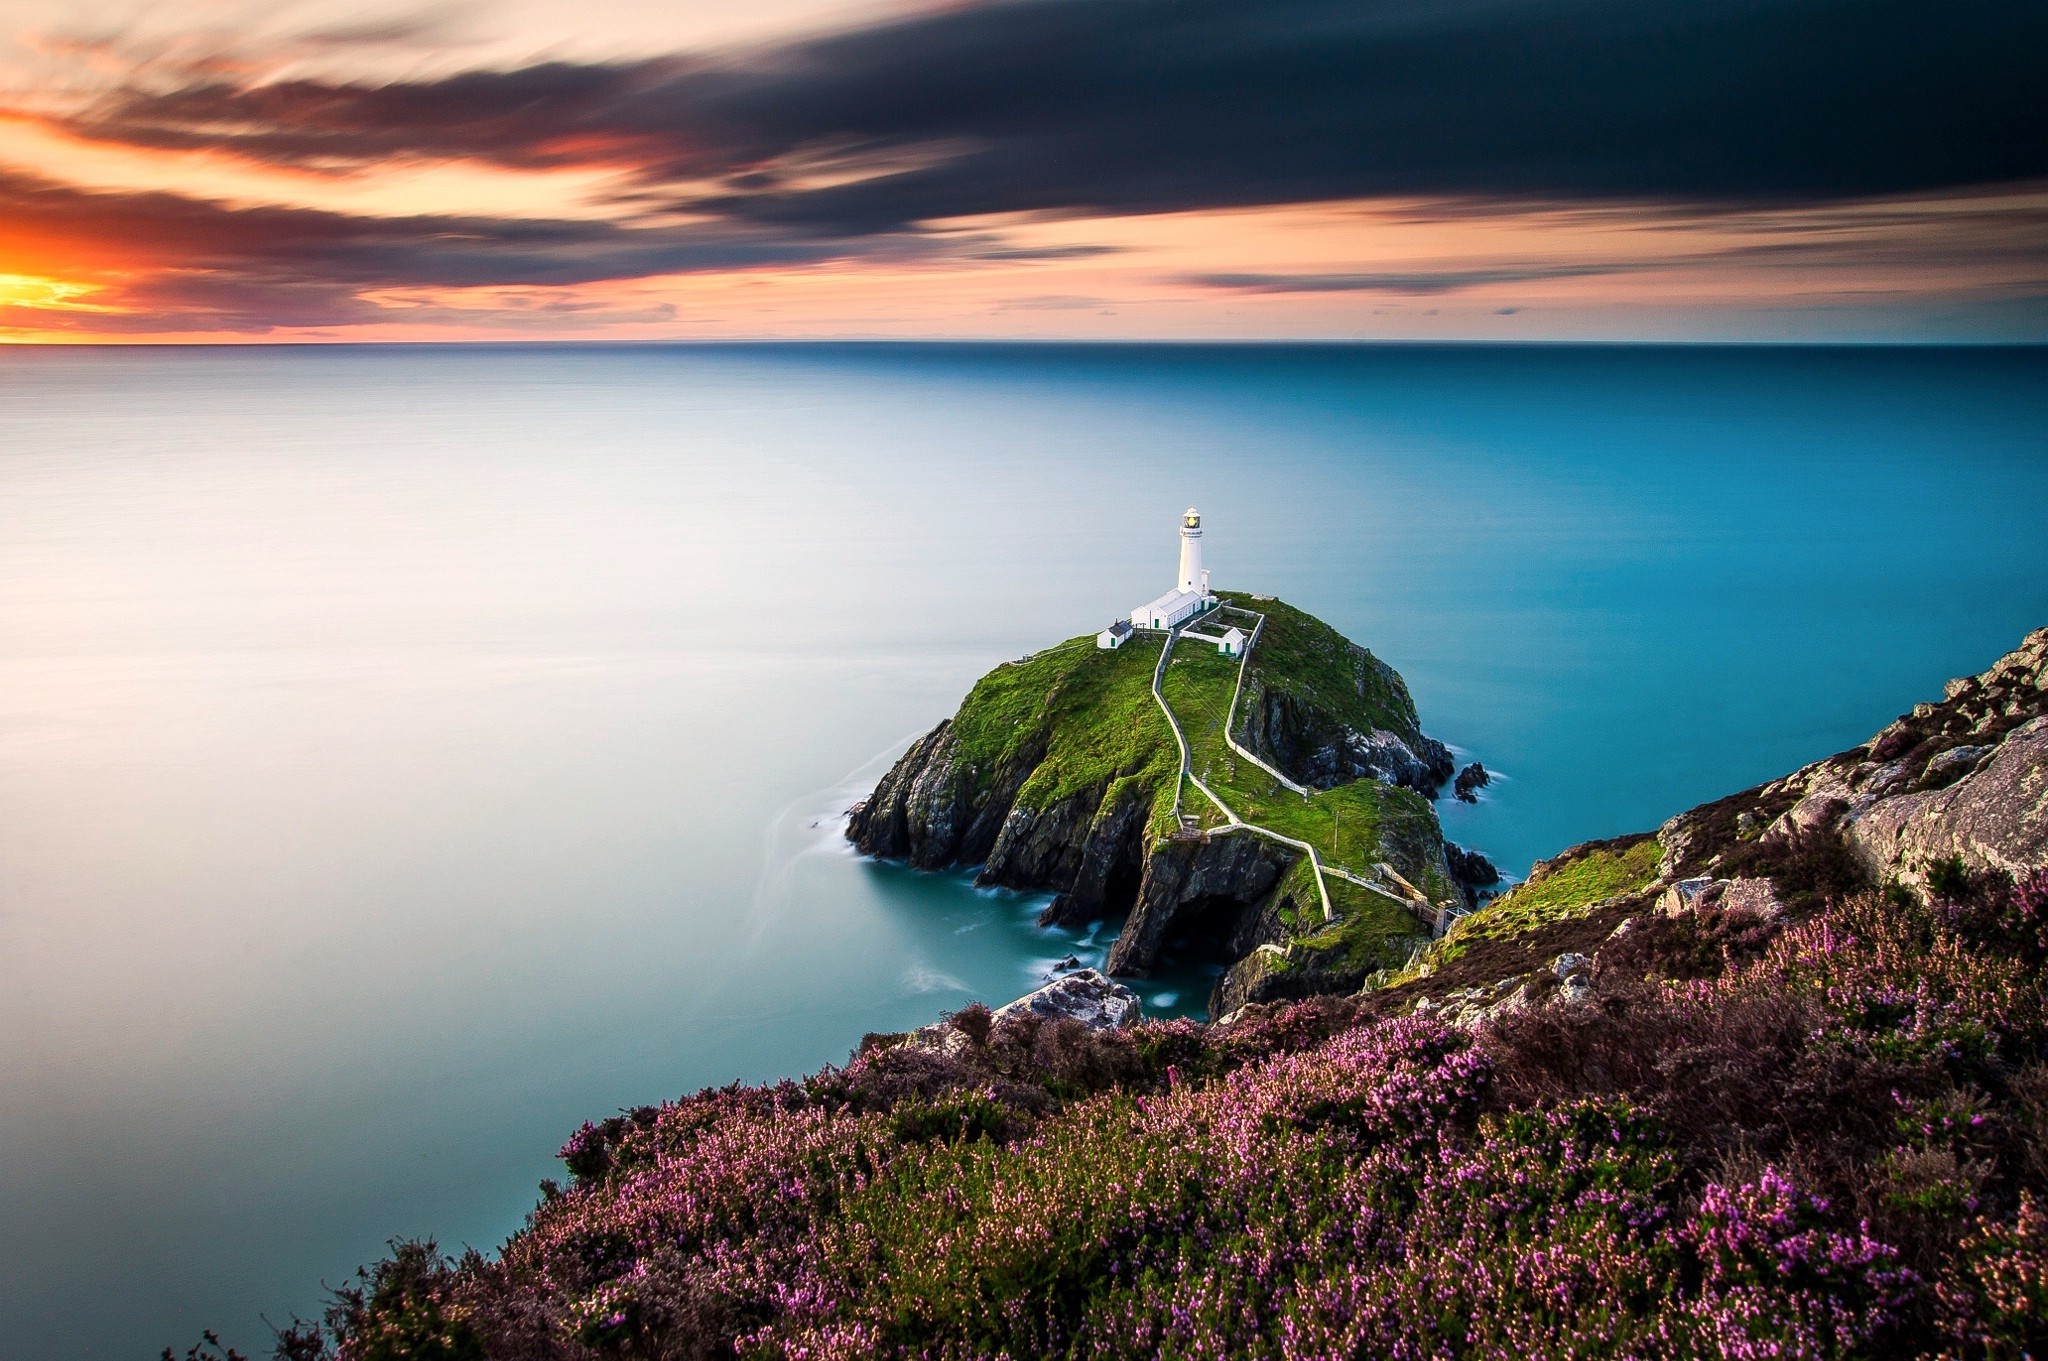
(945, 633, 1179, 817)
(1426, 835, 1662, 967)
(1217, 591, 1425, 745)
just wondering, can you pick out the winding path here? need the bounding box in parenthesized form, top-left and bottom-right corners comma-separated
(1147, 608, 1440, 932)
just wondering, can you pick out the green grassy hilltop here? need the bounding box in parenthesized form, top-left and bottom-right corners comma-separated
(875, 591, 1456, 989)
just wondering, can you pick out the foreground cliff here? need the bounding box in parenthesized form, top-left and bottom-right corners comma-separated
(846, 593, 1470, 1007)
(1370, 626, 2048, 1026)
(241, 629, 2048, 1361)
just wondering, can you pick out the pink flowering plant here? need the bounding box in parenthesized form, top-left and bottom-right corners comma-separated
(276, 869, 2048, 1361)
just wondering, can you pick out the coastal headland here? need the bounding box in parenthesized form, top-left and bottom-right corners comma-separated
(242, 624, 2048, 1359)
(846, 591, 1496, 1016)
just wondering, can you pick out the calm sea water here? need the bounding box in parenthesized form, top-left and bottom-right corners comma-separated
(2, 342, 2044, 1357)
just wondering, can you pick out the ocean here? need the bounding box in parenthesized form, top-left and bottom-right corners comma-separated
(2, 341, 2043, 1357)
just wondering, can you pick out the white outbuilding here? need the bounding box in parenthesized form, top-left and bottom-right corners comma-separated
(1131, 508, 1217, 630)
(1096, 619, 1133, 649)
(1218, 626, 1246, 657)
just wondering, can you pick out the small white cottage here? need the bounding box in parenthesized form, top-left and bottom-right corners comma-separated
(1097, 619, 1133, 650)
(1218, 626, 1246, 657)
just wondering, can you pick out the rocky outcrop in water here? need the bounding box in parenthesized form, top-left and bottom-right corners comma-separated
(847, 597, 1468, 1015)
(1443, 841, 1501, 907)
(1453, 762, 1491, 802)
(992, 969, 1140, 1030)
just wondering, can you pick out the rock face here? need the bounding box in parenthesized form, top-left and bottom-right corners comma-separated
(1658, 626, 2048, 897)
(1453, 762, 1491, 802)
(1847, 716, 2048, 887)
(1443, 841, 1501, 907)
(1364, 627, 2047, 1041)
(1239, 681, 1453, 796)
(848, 598, 1463, 1011)
(1104, 831, 1297, 976)
(991, 969, 1140, 1030)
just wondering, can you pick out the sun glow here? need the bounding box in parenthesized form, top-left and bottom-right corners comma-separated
(0, 272, 111, 310)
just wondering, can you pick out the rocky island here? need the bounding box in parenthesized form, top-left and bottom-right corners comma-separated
(245, 627, 2048, 1361)
(848, 591, 1495, 1014)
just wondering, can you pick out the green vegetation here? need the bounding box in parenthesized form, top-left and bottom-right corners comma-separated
(1430, 835, 1661, 964)
(944, 633, 1179, 814)
(1287, 874, 1435, 973)
(1153, 600, 1445, 974)
(286, 875, 2048, 1360)
(1215, 591, 1424, 745)
(927, 594, 1447, 974)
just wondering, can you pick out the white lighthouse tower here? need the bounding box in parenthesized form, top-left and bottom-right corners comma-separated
(1127, 507, 1220, 631)
(1177, 506, 1208, 594)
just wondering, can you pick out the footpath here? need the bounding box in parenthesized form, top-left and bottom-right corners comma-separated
(1146, 606, 1442, 934)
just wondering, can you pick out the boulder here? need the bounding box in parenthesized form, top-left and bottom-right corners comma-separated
(1658, 877, 1717, 917)
(1846, 715, 2048, 889)
(1718, 877, 1786, 918)
(991, 969, 1140, 1030)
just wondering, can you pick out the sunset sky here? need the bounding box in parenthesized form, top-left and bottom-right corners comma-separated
(1, 0, 2043, 342)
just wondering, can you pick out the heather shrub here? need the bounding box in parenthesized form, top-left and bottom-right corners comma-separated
(1936, 867, 2048, 969)
(1937, 1193, 2048, 1360)
(1930, 855, 1976, 904)
(944, 1000, 993, 1045)
(1190, 992, 1363, 1077)
(1670, 1169, 1919, 1358)
(886, 1087, 1022, 1145)
(319, 1241, 484, 1361)
(1592, 902, 1780, 984)
(1715, 825, 1871, 914)
(163, 1333, 256, 1361)
(286, 881, 2048, 1361)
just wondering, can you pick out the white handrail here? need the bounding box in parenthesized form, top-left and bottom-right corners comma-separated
(1220, 612, 1312, 798)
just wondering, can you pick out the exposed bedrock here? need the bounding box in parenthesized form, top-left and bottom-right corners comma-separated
(1104, 832, 1297, 978)
(846, 722, 1158, 924)
(1240, 684, 1454, 796)
(846, 721, 1040, 871)
(1035, 779, 1154, 927)
(1453, 762, 1491, 802)
(1444, 841, 1502, 908)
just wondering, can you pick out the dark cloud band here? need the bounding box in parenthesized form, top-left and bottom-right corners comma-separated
(51, 0, 2048, 233)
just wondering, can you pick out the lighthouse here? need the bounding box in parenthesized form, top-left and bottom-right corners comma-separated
(1177, 506, 1208, 594)
(1127, 507, 1220, 631)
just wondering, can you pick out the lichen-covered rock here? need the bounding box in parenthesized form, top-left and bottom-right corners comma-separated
(1846, 715, 2048, 889)
(1242, 681, 1452, 795)
(1413, 977, 1531, 1028)
(990, 969, 1139, 1030)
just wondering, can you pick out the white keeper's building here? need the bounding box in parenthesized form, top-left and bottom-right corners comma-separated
(1100, 508, 1218, 648)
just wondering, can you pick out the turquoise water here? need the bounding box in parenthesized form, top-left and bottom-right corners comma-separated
(1, 343, 2043, 1357)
